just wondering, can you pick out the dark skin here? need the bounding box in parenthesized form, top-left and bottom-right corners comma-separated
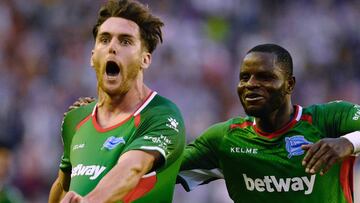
(301, 138, 353, 175)
(237, 52, 295, 132)
(69, 52, 355, 176)
(237, 52, 354, 175)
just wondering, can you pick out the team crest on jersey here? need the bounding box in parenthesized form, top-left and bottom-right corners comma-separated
(285, 135, 312, 158)
(102, 136, 125, 150)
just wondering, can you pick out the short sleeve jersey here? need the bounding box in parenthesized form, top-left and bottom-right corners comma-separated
(60, 92, 185, 203)
(179, 101, 360, 203)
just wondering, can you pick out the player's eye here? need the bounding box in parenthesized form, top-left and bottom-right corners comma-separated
(99, 36, 110, 44)
(257, 73, 277, 81)
(120, 39, 132, 46)
(240, 73, 250, 82)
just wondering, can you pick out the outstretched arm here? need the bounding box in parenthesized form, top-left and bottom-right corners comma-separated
(301, 102, 360, 175)
(301, 133, 358, 175)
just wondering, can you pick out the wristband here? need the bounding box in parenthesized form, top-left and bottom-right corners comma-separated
(342, 131, 360, 154)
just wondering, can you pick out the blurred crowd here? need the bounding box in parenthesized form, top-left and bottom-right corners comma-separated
(0, 0, 359, 202)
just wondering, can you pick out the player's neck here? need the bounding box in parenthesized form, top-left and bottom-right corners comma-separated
(96, 83, 151, 128)
(255, 101, 294, 133)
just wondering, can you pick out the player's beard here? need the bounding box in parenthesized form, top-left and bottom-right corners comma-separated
(240, 87, 287, 118)
(113, 63, 140, 96)
(97, 61, 141, 104)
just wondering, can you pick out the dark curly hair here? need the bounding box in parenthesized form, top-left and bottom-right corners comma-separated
(93, 0, 164, 53)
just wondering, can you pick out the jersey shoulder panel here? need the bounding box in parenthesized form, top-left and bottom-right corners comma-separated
(138, 94, 185, 136)
(304, 100, 357, 115)
(200, 120, 228, 141)
(62, 101, 96, 141)
(138, 94, 186, 144)
(227, 116, 254, 130)
(123, 94, 185, 169)
(303, 101, 360, 137)
(141, 94, 183, 118)
(60, 101, 96, 172)
(193, 117, 246, 155)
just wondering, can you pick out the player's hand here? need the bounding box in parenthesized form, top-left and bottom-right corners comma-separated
(301, 137, 354, 175)
(61, 191, 89, 203)
(64, 97, 95, 117)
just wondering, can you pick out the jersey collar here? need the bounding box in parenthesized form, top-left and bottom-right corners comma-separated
(253, 105, 303, 139)
(91, 91, 157, 132)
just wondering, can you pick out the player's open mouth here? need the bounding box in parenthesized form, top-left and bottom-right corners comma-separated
(244, 93, 264, 102)
(105, 61, 120, 77)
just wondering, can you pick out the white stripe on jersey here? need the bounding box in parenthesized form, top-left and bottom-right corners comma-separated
(134, 91, 157, 116)
(178, 168, 224, 191)
(143, 171, 156, 178)
(295, 106, 303, 121)
(140, 146, 166, 160)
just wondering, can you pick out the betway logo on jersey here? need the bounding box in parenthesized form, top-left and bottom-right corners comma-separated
(71, 164, 106, 180)
(243, 174, 316, 195)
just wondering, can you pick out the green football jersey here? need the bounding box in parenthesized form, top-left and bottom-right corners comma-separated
(179, 101, 360, 203)
(59, 92, 185, 203)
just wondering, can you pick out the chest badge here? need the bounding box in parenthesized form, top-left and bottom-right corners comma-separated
(285, 135, 312, 158)
(102, 136, 125, 150)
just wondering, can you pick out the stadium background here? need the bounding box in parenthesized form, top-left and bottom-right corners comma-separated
(0, 0, 359, 202)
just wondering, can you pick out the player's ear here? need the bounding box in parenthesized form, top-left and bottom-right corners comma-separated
(90, 50, 95, 68)
(141, 51, 151, 70)
(286, 76, 296, 94)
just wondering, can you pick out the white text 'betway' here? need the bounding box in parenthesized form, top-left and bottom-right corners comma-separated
(71, 164, 106, 180)
(243, 174, 316, 195)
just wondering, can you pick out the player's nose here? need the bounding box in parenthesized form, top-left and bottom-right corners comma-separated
(108, 39, 118, 55)
(245, 76, 260, 89)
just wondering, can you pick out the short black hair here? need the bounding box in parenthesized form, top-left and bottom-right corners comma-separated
(247, 44, 293, 76)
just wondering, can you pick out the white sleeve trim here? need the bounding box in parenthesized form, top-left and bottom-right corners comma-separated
(142, 171, 156, 178)
(178, 168, 223, 191)
(342, 131, 360, 154)
(140, 146, 166, 160)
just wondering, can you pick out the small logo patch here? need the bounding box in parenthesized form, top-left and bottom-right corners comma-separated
(166, 117, 179, 132)
(353, 105, 360, 120)
(285, 136, 312, 158)
(73, 143, 85, 150)
(102, 136, 125, 150)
